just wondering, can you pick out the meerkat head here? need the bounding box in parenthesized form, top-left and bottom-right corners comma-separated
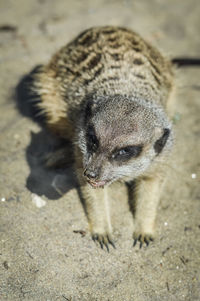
(77, 94, 173, 188)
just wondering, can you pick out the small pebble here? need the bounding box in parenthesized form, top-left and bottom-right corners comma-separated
(31, 193, 46, 208)
(164, 222, 168, 226)
(191, 173, 196, 179)
(14, 134, 20, 139)
(3, 261, 9, 270)
(1, 197, 6, 202)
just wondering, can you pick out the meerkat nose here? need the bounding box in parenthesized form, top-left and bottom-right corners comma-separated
(84, 169, 98, 180)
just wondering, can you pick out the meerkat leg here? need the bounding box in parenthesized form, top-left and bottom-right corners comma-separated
(77, 175, 115, 251)
(128, 175, 164, 248)
(74, 146, 115, 250)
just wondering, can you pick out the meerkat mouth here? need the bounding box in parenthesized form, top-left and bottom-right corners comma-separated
(87, 180, 107, 188)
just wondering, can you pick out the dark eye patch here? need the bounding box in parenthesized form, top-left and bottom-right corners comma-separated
(83, 96, 94, 124)
(111, 145, 143, 161)
(86, 124, 99, 153)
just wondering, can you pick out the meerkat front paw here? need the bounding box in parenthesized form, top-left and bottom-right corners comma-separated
(133, 231, 154, 248)
(92, 232, 116, 252)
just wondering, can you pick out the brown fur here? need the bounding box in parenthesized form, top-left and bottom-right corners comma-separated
(34, 26, 173, 134)
(34, 26, 174, 250)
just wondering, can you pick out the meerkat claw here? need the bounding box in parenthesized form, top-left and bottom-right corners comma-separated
(104, 241, 110, 252)
(133, 233, 154, 248)
(107, 235, 116, 249)
(133, 238, 138, 247)
(144, 237, 149, 246)
(100, 240, 104, 250)
(92, 233, 115, 251)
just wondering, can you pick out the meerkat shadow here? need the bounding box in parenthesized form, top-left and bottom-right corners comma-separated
(15, 66, 78, 200)
(15, 65, 46, 126)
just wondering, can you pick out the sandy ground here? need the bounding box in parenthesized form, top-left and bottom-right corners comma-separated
(0, 0, 200, 300)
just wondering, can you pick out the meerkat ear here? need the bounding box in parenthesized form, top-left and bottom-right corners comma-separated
(154, 128, 170, 154)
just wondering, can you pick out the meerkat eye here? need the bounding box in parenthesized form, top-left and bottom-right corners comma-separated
(86, 125, 99, 152)
(112, 145, 143, 161)
(118, 149, 128, 156)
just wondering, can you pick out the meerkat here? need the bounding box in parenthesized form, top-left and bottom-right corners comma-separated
(33, 26, 175, 250)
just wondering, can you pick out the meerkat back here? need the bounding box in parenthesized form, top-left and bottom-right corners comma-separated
(34, 26, 173, 138)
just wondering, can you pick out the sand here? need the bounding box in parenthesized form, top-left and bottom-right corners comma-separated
(0, 0, 200, 300)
